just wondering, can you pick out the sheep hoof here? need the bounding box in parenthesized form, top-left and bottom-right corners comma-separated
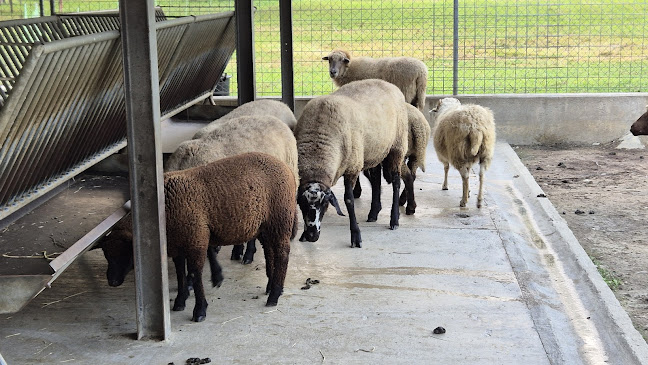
(192, 314, 206, 322)
(265, 300, 278, 307)
(172, 303, 185, 311)
(242, 258, 253, 265)
(211, 273, 224, 288)
(366, 215, 378, 222)
(350, 232, 362, 248)
(406, 207, 416, 215)
(389, 224, 399, 230)
(442, 187, 448, 191)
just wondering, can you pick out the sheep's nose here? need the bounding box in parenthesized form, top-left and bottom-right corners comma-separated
(329, 70, 337, 78)
(299, 231, 320, 242)
(108, 279, 123, 287)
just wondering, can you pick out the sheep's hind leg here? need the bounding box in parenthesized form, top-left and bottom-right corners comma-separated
(344, 176, 362, 248)
(477, 164, 485, 208)
(402, 160, 417, 215)
(242, 239, 257, 264)
(389, 171, 401, 229)
(366, 165, 382, 222)
(230, 244, 244, 261)
(207, 246, 223, 287)
(187, 259, 208, 322)
(172, 255, 189, 311)
(459, 166, 470, 208)
(442, 163, 450, 190)
(264, 237, 289, 307)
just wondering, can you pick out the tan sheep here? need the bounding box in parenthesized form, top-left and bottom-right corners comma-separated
(354, 103, 431, 215)
(193, 99, 297, 139)
(295, 79, 408, 248)
(100, 152, 298, 322)
(323, 49, 428, 111)
(431, 97, 496, 208)
(399, 103, 432, 214)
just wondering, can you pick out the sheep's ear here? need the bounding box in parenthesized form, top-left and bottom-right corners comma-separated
(343, 58, 350, 64)
(322, 56, 329, 61)
(326, 191, 345, 216)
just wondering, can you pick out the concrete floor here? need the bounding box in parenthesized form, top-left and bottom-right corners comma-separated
(1, 142, 647, 364)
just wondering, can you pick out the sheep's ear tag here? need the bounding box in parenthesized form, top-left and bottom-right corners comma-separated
(322, 56, 329, 61)
(343, 58, 350, 64)
(327, 191, 345, 216)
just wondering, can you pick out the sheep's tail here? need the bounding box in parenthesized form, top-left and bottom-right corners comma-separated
(290, 209, 299, 241)
(468, 130, 483, 157)
(415, 74, 427, 112)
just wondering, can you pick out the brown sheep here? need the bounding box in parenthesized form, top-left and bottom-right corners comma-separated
(100, 152, 298, 322)
(630, 106, 648, 135)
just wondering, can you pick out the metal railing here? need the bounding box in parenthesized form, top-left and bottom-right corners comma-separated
(0, 11, 235, 219)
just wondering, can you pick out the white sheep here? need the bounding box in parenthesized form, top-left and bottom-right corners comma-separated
(193, 99, 296, 139)
(431, 97, 496, 208)
(323, 49, 428, 111)
(295, 79, 408, 248)
(165, 114, 298, 264)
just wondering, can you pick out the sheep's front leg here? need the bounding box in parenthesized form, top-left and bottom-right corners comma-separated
(442, 163, 450, 190)
(353, 176, 362, 199)
(344, 176, 362, 248)
(459, 166, 470, 208)
(367, 165, 382, 222)
(242, 238, 257, 265)
(389, 171, 401, 229)
(172, 255, 189, 311)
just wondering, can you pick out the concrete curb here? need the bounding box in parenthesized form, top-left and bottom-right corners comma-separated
(493, 142, 648, 364)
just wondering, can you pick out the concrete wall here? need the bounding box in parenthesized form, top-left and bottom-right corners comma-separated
(292, 93, 648, 145)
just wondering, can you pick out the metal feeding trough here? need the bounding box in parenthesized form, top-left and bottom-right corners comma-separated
(0, 9, 236, 314)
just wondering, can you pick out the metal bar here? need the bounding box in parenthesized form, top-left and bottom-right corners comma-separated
(50, 202, 130, 274)
(453, 0, 459, 96)
(119, 0, 170, 341)
(279, 0, 294, 111)
(49, 0, 55, 15)
(235, 0, 255, 104)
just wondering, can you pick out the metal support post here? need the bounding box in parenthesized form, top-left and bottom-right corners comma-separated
(235, 0, 256, 104)
(119, 0, 170, 341)
(452, 0, 459, 95)
(279, 0, 294, 111)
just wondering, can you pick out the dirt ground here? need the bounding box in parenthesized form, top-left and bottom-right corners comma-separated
(513, 141, 648, 342)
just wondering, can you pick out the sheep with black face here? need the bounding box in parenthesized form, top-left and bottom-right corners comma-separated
(295, 79, 408, 248)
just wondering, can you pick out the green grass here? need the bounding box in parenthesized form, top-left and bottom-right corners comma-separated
(591, 256, 622, 291)
(1, 0, 647, 96)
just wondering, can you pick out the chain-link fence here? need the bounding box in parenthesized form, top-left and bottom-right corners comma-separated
(1, 1, 647, 96)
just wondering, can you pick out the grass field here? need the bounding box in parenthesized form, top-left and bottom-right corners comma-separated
(1, 0, 646, 96)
